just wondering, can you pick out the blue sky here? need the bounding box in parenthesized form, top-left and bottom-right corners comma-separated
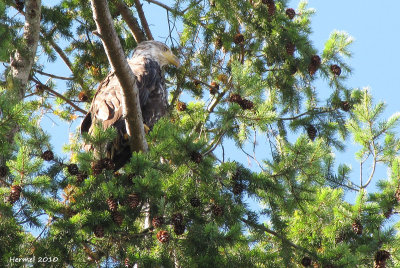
(303, 1, 400, 195)
(36, 0, 400, 204)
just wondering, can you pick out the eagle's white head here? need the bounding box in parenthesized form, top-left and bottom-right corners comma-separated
(132, 41, 180, 68)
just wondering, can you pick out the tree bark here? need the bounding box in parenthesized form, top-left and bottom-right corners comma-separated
(10, 0, 42, 99)
(6, 0, 41, 147)
(114, 0, 147, 43)
(90, 0, 148, 153)
(133, 0, 153, 40)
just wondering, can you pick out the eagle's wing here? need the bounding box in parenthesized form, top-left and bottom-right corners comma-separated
(80, 57, 166, 169)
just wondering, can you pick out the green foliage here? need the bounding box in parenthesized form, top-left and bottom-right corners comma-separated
(1, 0, 400, 267)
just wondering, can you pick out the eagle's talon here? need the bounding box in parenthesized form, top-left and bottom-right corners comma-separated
(144, 124, 150, 134)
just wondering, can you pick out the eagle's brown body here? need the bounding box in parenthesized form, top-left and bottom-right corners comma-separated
(80, 41, 179, 170)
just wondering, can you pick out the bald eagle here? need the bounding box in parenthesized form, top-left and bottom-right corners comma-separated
(80, 41, 180, 170)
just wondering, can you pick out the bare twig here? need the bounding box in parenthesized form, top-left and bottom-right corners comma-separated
(145, 0, 175, 13)
(204, 130, 226, 156)
(30, 77, 87, 115)
(279, 107, 336, 121)
(90, 0, 148, 153)
(48, 38, 73, 71)
(114, 0, 146, 43)
(34, 69, 74, 80)
(134, 0, 153, 40)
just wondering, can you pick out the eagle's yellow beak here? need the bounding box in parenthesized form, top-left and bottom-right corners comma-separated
(163, 51, 180, 68)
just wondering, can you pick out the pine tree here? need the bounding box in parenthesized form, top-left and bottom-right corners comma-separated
(0, 0, 400, 267)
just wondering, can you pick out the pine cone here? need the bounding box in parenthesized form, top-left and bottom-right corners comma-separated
(212, 204, 224, 217)
(171, 212, 183, 225)
(67, 164, 79, 176)
(310, 55, 321, 66)
(335, 228, 351, 244)
(210, 81, 219, 95)
(215, 37, 223, 49)
(127, 193, 140, 209)
(289, 64, 298, 75)
(9, 185, 22, 204)
(340, 101, 351, 112)
(308, 65, 318, 76)
(375, 250, 390, 262)
(286, 8, 296, 19)
(190, 151, 203, 164)
(112, 211, 124, 226)
(35, 84, 45, 94)
(285, 42, 295, 56)
(193, 79, 201, 87)
(330, 64, 341, 76)
(157, 230, 170, 243)
(173, 223, 185, 235)
(384, 207, 393, 219)
(190, 197, 201, 207)
(352, 220, 363, 235)
(91, 160, 104, 175)
(217, 74, 228, 84)
(306, 125, 317, 141)
(41, 150, 54, 161)
(238, 99, 254, 110)
(263, 0, 276, 16)
(76, 172, 88, 184)
(78, 91, 89, 102)
(0, 166, 8, 177)
(301, 256, 312, 267)
(335, 233, 345, 244)
(233, 183, 245, 195)
(15, 0, 24, 12)
(152, 216, 164, 228)
(176, 101, 187, 112)
(229, 93, 243, 103)
(374, 261, 386, 268)
(308, 55, 321, 76)
(94, 225, 105, 238)
(233, 33, 244, 45)
(374, 250, 390, 268)
(103, 158, 115, 171)
(125, 258, 132, 268)
(395, 186, 400, 203)
(107, 197, 118, 212)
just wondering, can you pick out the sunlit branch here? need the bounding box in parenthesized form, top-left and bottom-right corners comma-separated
(134, 0, 153, 40)
(114, 0, 147, 43)
(34, 69, 74, 80)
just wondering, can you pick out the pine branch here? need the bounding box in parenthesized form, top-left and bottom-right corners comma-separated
(90, 0, 148, 153)
(133, 0, 153, 40)
(113, 0, 147, 43)
(241, 218, 319, 260)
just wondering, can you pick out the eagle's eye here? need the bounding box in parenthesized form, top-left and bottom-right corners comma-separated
(163, 47, 168, 52)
